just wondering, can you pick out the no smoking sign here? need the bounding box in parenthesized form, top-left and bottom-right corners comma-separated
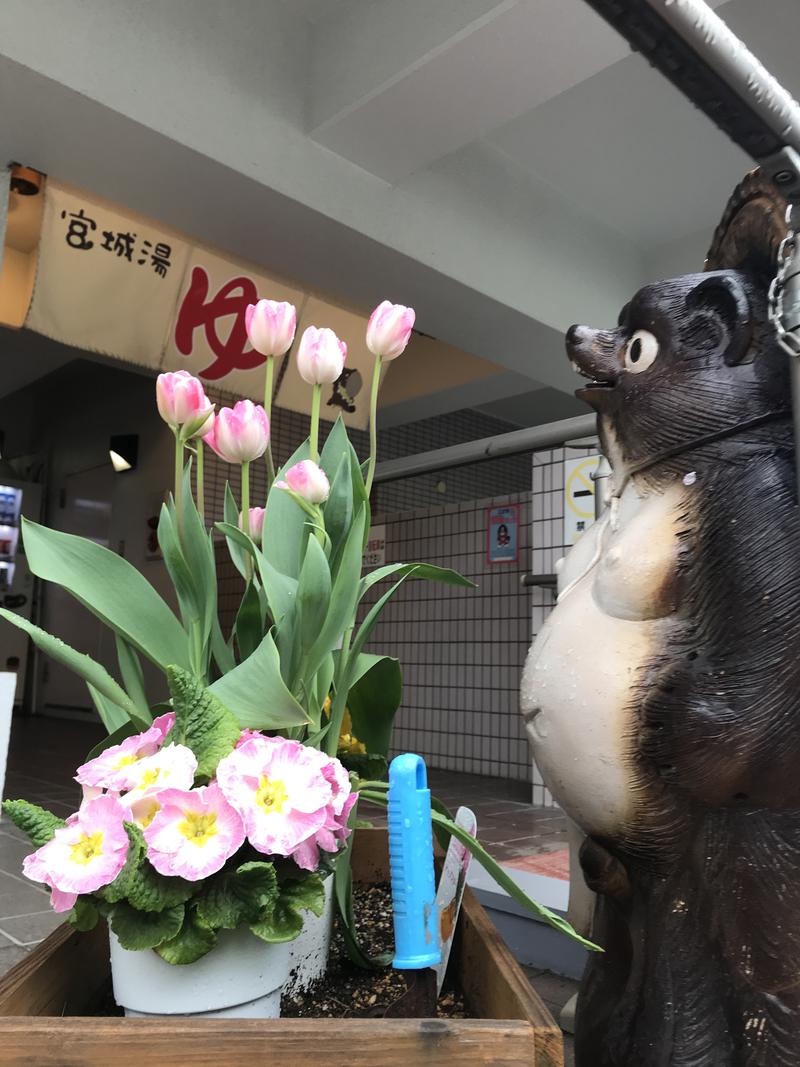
(563, 455, 600, 546)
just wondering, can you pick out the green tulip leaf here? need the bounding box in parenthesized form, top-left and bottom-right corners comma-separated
(263, 441, 311, 580)
(209, 631, 310, 730)
(0, 610, 147, 731)
(345, 654, 402, 759)
(21, 518, 189, 671)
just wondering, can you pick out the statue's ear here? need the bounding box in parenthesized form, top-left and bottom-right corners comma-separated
(686, 273, 753, 365)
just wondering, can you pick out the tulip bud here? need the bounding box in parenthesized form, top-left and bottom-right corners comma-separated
(366, 301, 415, 361)
(245, 300, 297, 358)
(296, 327, 347, 386)
(156, 371, 215, 440)
(275, 461, 330, 505)
(204, 400, 270, 464)
(240, 506, 265, 541)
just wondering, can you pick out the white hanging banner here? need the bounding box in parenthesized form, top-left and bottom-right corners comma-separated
(23, 180, 382, 423)
(25, 181, 189, 370)
(161, 248, 304, 402)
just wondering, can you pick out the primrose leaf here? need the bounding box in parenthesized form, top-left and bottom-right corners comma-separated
(110, 901, 185, 950)
(197, 861, 278, 930)
(2, 799, 65, 848)
(250, 874, 325, 944)
(155, 908, 217, 965)
(167, 665, 241, 778)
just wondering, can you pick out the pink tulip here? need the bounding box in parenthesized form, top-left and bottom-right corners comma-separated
(366, 301, 415, 361)
(240, 506, 265, 540)
(275, 460, 330, 505)
(204, 400, 270, 463)
(245, 300, 297, 357)
(296, 327, 347, 386)
(156, 371, 215, 439)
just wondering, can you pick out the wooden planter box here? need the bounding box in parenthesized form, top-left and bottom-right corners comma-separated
(0, 831, 563, 1066)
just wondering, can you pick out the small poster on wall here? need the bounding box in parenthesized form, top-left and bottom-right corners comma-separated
(363, 524, 386, 568)
(486, 505, 519, 564)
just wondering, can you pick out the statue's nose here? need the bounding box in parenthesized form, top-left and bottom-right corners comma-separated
(566, 324, 585, 346)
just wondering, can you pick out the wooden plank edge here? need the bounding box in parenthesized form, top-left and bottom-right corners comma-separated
(0, 922, 109, 1017)
(0, 1017, 537, 1067)
(458, 886, 564, 1067)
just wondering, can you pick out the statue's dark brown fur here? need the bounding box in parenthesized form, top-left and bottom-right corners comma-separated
(555, 174, 800, 1065)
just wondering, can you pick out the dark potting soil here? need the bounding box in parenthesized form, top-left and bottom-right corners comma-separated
(281, 881, 469, 1019)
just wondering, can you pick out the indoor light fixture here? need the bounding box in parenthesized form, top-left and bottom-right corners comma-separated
(9, 164, 43, 197)
(109, 434, 138, 473)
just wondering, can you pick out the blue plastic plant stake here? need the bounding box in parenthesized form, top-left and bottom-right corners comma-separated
(388, 753, 441, 970)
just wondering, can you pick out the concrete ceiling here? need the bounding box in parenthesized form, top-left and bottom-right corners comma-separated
(0, 0, 797, 427)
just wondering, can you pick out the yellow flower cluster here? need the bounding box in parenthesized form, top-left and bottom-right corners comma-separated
(322, 697, 367, 756)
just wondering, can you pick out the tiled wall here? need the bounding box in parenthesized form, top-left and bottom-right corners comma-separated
(365, 492, 533, 782)
(202, 398, 525, 523)
(373, 409, 530, 514)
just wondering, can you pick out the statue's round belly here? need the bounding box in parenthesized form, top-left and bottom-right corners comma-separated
(521, 575, 658, 838)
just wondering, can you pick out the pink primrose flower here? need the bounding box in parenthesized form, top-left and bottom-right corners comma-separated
(75, 724, 165, 792)
(151, 712, 176, 742)
(216, 736, 332, 858)
(23, 795, 131, 910)
(143, 783, 246, 881)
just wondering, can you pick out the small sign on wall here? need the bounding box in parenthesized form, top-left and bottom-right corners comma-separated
(487, 505, 519, 564)
(563, 455, 600, 546)
(363, 524, 386, 568)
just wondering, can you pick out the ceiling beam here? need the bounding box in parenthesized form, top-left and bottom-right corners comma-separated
(309, 0, 630, 181)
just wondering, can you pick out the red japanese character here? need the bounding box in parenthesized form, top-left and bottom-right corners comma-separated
(174, 266, 265, 380)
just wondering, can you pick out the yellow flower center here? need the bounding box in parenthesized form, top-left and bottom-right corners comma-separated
(138, 801, 161, 829)
(69, 831, 104, 866)
(141, 768, 161, 788)
(113, 753, 140, 771)
(178, 811, 218, 846)
(256, 775, 288, 815)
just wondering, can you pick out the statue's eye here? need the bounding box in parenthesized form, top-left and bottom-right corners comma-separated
(623, 330, 659, 373)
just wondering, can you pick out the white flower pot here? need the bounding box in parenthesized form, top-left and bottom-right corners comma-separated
(286, 876, 335, 993)
(110, 927, 292, 1018)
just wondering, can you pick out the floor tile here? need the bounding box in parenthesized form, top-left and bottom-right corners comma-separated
(506, 848, 570, 879)
(0, 869, 50, 917)
(0, 910, 62, 946)
(0, 943, 30, 972)
(0, 832, 37, 873)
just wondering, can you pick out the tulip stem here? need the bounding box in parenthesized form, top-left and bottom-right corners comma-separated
(310, 384, 321, 462)
(196, 439, 205, 527)
(174, 435, 185, 542)
(325, 626, 353, 757)
(241, 461, 252, 581)
(364, 355, 383, 499)
(264, 355, 276, 491)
